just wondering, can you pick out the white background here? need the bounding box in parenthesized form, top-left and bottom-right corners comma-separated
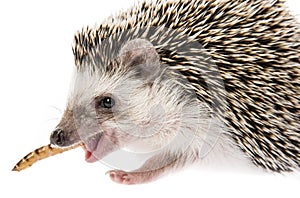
(0, 0, 299, 197)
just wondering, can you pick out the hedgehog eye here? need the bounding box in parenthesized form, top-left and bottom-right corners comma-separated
(98, 97, 115, 109)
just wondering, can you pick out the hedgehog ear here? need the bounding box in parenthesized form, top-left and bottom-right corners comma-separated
(119, 38, 161, 81)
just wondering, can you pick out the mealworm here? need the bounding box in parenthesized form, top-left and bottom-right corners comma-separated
(12, 143, 82, 172)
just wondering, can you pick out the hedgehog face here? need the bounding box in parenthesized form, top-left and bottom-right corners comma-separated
(50, 39, 208, 163)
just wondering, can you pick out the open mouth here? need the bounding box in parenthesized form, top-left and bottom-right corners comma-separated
(80, 131, 119, 163)
(81, 133, 103, 163)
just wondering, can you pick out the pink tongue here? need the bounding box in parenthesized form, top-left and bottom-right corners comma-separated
(82, 134, 118, 163)
(82, 146, 99, 163)
(82, 145, 96, 162)
(85, 151, 99, 163)
(85, 150, 92, 160)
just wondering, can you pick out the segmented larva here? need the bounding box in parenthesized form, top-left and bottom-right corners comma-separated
(12, 144, 82, 172)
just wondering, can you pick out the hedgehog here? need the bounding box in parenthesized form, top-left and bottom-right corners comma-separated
(38, 0, 300, 184)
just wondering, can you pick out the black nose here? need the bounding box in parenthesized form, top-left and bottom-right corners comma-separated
(50, 128, 65, 146)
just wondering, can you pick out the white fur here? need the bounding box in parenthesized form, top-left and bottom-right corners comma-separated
(67, 62, 252, 172)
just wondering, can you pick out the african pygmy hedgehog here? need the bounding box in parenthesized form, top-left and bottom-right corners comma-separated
(48, 0, 300, 184)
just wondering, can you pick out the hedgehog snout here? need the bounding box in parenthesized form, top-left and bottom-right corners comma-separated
(50, 128, 65, 147)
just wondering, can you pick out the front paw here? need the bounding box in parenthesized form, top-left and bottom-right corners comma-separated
(106, 170, 136, 185)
